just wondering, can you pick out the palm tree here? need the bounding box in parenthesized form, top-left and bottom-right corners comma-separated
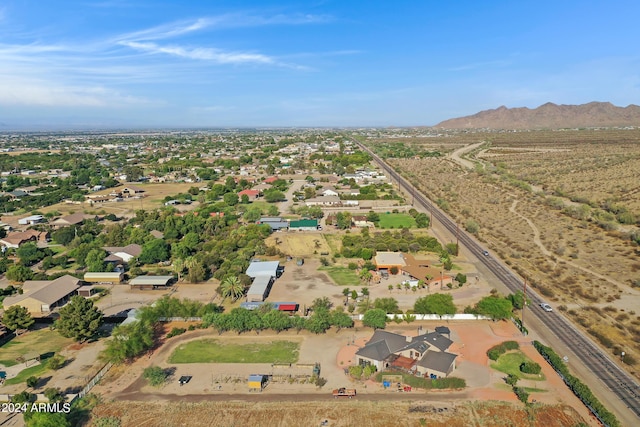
(172, 258, 185, 281)
(220, 276, 245, 301)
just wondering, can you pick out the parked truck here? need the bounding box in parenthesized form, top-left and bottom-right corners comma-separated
(332, 387, 357, 398)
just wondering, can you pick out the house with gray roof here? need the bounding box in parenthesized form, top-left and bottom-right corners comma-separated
(355, 330, 457, 378)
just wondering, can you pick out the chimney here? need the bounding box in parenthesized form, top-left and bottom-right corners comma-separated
(406, 335, 412, 343)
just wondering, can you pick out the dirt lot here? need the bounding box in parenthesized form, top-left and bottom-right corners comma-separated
(384, 129, 640, 379)
(89, 400, 587, 427)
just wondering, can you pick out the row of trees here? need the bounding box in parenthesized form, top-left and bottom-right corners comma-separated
(341, 228, 442, 259)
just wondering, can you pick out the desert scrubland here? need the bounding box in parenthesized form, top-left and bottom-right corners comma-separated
(381, 128, 640, 378)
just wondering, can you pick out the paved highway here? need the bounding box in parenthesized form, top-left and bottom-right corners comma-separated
(356, 141, 640, 423)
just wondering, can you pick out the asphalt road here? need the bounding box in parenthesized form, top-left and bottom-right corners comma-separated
(356, 141, 640, 425)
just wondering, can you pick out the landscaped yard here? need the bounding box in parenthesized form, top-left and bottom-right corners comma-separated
(169, 340, 300, 364)
(377, 213, 416, 229)
(318, 266, 360, 287)
(491, 351, 546, 381)
(3, 362, 51, 386)
(0, 329, 73, 367)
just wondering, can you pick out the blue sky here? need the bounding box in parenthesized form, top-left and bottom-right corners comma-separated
(0, 0, 638, 129)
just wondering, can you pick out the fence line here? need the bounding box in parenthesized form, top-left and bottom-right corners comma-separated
(71, 362, 113, 402)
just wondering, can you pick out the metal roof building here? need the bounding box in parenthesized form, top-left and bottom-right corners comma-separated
(129, 275, 174, 290)
(246, 261, 280, 278)
(246, 275, 273, 302)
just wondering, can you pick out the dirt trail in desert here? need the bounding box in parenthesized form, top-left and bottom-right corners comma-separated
(449, 142, 483, 169)
(508, 199, 626, 288)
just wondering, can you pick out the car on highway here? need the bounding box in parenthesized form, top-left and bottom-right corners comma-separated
(540, 303, 553, 312)
(482, 250, 489, 256)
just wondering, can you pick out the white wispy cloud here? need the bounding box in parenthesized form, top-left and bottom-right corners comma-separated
(120, 41, 275, 64)
(0, 75, 151, 107)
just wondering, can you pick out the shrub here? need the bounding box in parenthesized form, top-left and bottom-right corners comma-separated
(47, 354, 66, 370)
(487, 341, 519, 361)
(534, 341, 620, 427)
(143, 366, 168, 387)
(519, 361, 541, 374)
(26, 376, 39, 388)
(513, 386, 529, 404)
(167, 327, 187, 338)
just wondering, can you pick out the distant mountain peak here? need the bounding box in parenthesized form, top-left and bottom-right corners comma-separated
(435, 101, 640, 129)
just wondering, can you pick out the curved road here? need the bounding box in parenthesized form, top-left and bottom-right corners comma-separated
(356, 141, 640, 424)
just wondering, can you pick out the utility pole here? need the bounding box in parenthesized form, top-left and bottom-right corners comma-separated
(522, 279, 527, 333)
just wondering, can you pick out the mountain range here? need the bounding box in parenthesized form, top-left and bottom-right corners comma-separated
(435, 102, 640, 129)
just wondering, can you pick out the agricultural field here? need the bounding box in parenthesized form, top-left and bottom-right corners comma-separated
(383, 128, 640, 378)
(88, 400, 588, 427)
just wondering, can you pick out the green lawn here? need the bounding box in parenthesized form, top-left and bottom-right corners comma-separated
(377, 213, 416, 229)
(168, 340, 300, 364)
(0, 329, 73, 367)
(491, 351, 546, 381)
(318, 266, 360, 287)
(3, 362, 51, 385)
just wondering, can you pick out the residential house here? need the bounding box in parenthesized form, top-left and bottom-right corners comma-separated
(51, 213, 98, 228)
(238, 189, 260, 201)
(103, 244, 142, 266)
(3, 275, 81, 315)
(374, 251, 406, 273)
(305, 196, 341, 206)
(320, 188, 339, 197)
(120, 185, 145, 198)
(0, 230, 49, 249)
(355, 330, 457, 378)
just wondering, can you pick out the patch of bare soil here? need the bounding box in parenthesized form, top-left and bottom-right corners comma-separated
(88, 400, 587, 427)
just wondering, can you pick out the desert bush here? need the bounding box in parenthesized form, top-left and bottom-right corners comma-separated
(143, 366, 168, 387)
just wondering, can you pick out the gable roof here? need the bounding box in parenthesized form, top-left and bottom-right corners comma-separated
(102, 244, 142, 257)
(4, 275, 80, 307)
(355, 330, 453, 363)
(417, 351, 457, 373)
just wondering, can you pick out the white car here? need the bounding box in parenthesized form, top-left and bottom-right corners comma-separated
(540, 303, 553, 312)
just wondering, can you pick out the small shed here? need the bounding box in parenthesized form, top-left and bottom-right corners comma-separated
(129, 275, 174, 290)
(248, 374, 268, 391)
(77, 285, 98, 297)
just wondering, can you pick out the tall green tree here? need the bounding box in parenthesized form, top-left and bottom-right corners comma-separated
(6, 265, 34, 282)
(138, 239, 170, 264)
(101, 320, 154, 364)
(476, 296, 514, 320)
(414, 294, 456, 316)
(55, 296, 103, 342)
(362, 308, 387, 330)
(1, 305, 34, 334)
